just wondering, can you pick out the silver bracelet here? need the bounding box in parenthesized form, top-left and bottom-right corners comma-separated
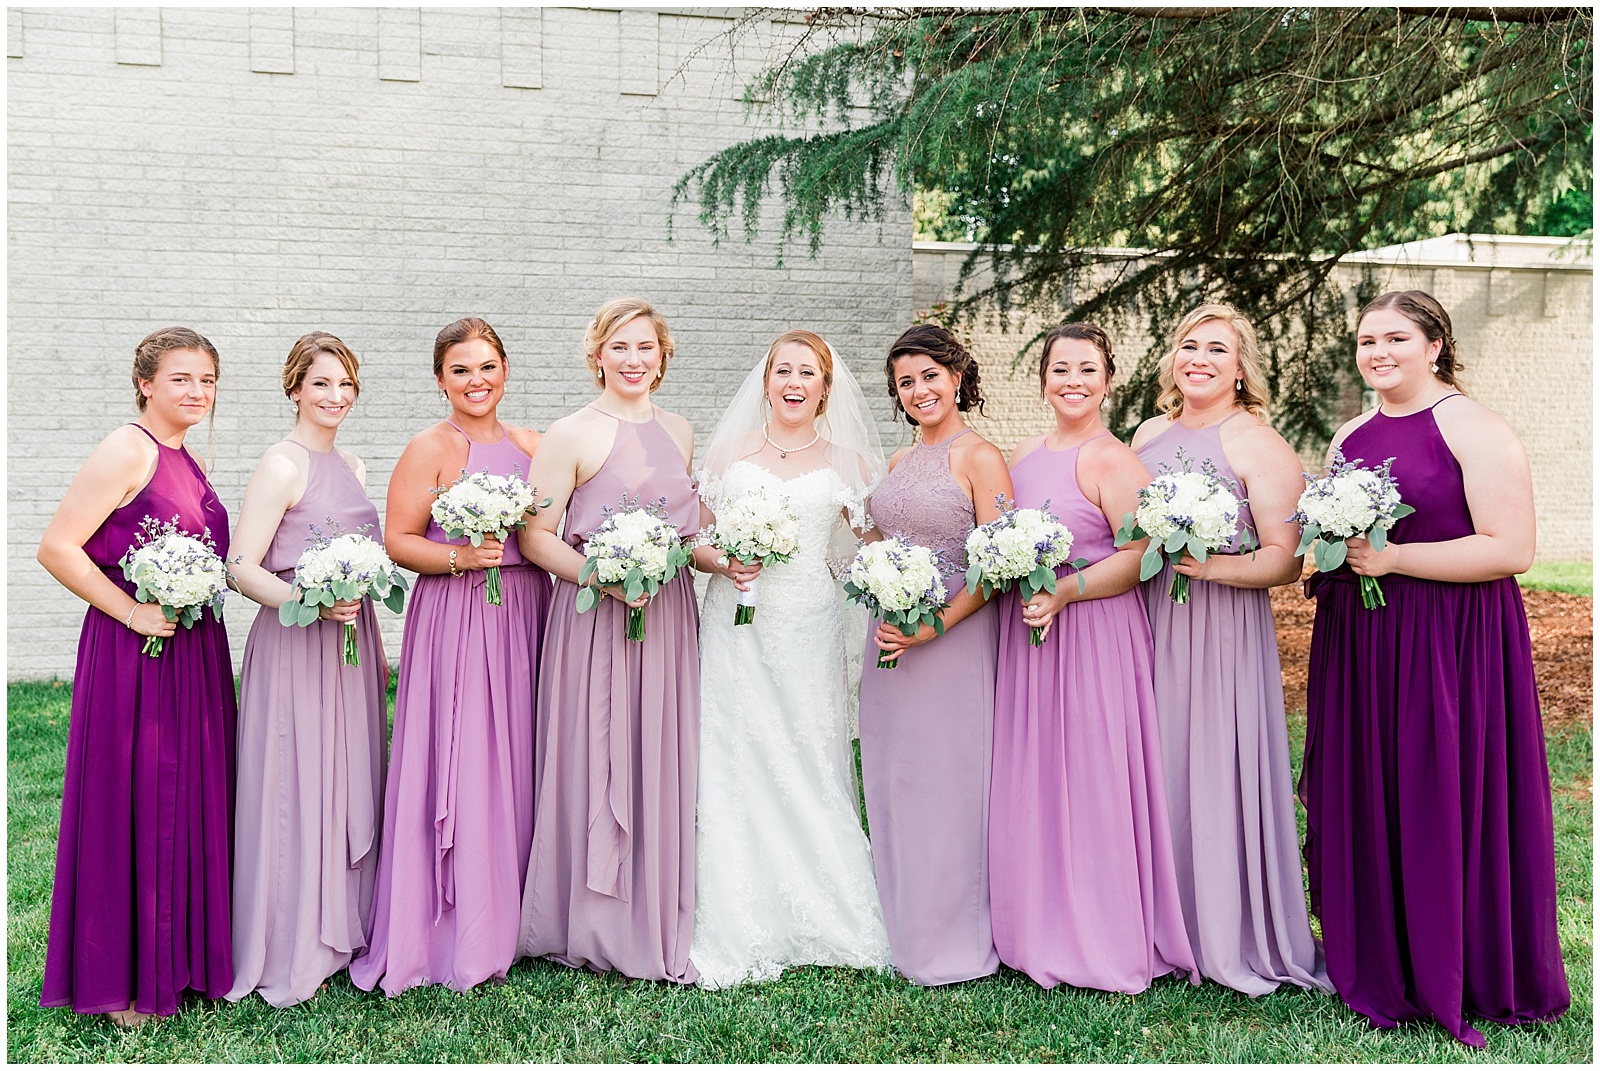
(123, 604, 139, 629)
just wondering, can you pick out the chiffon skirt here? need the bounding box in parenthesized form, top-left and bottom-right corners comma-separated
(348, 564, 546, 996)
(1302, 573, 1569, 1047)
(858, 598, 1000, 986)
(518, 575, 700, 983)
(989, 588, 1197, 993)
(227, 602, 388, 1007)
(41, 591, 236, 1016)
(1142, 563, 1329, 997)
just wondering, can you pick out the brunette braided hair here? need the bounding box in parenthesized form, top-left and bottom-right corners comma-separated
(1359, 290, 1464, 390)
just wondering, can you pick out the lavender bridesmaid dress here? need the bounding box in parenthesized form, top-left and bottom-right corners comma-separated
(857, 429, 1000, 986)
(1302, 399, 1569, 1047)
(989, 437, 1197, 993)
(41, 423, 236, 1016)
(518, 410, 700, 983)
(227, 442, 388, 1007)
(349, 423, 550, 995)
(1136, 416, 1329, 997)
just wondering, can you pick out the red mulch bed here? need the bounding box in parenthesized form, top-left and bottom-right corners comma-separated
(1271, 584, 1593, 734)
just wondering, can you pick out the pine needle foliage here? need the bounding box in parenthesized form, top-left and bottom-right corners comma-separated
(674, 7, 1593, 447)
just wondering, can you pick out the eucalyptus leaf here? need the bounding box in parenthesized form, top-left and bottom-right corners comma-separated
(1139, 544, 1164, 582)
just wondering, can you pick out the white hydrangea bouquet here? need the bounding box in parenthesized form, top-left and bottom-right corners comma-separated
(964, 498, 1087, 647)
(711, 485, 801, 625)
(1115, 448, 1251, 605)
(279, 523, 409, 666)
(1290, 448, 1414, 610)
(119, 515, 231, 658)
(843, 537, 949, 670)
(576, 496, 692, 642)
(430, 468, 550, 606)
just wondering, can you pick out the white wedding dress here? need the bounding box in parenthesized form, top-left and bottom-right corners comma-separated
(691, 460, 893, 988)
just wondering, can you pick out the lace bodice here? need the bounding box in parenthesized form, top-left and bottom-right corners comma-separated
(868, 433, 976, 581)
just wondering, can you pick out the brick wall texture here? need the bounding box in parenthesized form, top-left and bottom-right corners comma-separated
(914, 243, 1593, 565)
(8, 7, 916, 680)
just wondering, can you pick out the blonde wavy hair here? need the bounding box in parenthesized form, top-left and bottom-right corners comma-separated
(584, 297, 675, 391)
(1155, 303, 1269, 421)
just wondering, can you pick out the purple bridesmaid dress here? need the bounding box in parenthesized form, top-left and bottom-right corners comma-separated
(857, 429, 1000, 986)
(1136, 416, 1329, 997)
(989, 437, 1197, 993)
(1302, 398, 1570, 1047)
(349, 423, 550, 995)
(228, 442, 388, 1006)
(41, 423, 236, 1016)
(518, 410, 700, 983)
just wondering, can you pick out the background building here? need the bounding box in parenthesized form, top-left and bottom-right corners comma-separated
(8, 8, 1589, 679)
(7, 7, 917, 679)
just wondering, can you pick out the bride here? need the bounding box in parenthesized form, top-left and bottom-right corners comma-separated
(688, 329, 893, 988)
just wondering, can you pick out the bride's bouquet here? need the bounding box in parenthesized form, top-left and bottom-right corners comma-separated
(1115, 448, 1251, 605)
(843, 537, 948, 670)
(430, 468, 549, 606)
(119, 515, 231, 658)
(1290, 448, 1414, 610)
(576, 497, 692, 642)
(711, 485, 801, 625)
(964, 498, 1086, 647)
(279, 523, 409, 666)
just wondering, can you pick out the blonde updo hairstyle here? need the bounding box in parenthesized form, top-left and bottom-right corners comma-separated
(1156, 303, 1270, 421)
(584, 297, 675, 392)
(763, 329, 836, 417)
(132, 326, 219, 412)
(283, 331, 361, 405)
(1358, 289, 1464, 391)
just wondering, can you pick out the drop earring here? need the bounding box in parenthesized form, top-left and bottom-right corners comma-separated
(1235, 379, 1243, 393)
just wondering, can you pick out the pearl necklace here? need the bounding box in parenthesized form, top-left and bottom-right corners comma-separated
(762, 422, 819, 459)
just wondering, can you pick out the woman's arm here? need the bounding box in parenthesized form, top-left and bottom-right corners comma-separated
(875, 437, 1015, 657)
(1345, 397, 1536, 583)
(386, 426, 503, 576)
(228, 445, 305, 610)
(36, 426, 174, 639)
(1023, 439, 1150, 640)
(1173, 420, 1304, 589)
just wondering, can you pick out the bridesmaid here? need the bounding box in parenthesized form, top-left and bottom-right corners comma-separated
(226, 333, 388, 1007)
(1301, 291, 1569, 1046)
(36, 327, 235, 1024)
(349, 317, 548, 995)
(517, 297, 700, 983)
(858, 323, 1011, 986)
(989, 323, 1197, 993)
(1128, 304, 1330, 997)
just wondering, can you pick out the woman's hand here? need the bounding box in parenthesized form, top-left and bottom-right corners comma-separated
(317, 598, 362, 624)
(1343, 534, 1401, 578)
(693, 545, 763, 591)
(456, 535, 504, 572)
(127, 602, 177, 640)
(874, 619, 938, 664)
(598, 582, 650, 609)
(1020, 587, 1068, 643)
(1170, 551, 1229, 582)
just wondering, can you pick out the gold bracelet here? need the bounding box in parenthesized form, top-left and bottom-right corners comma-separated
(448, 548, 463, 577)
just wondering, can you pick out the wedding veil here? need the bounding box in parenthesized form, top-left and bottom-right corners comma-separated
(695, 339, 887, 530)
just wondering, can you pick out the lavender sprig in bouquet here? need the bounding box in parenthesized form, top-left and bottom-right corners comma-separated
(430, 467, 550, 606)
(964, 497, 1087, 647)
(576, 495, 692, 642)
(1290, 448, 1414, 610)
(119, 515, 231, 658)
(278, 521, 409, 666)
(843, 537, 948, 669)
(1114, 448, 1254, 605)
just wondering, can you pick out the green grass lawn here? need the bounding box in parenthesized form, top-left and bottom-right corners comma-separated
(1519, 561, 1593, 596)
(7, 678, 1592, 1062)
